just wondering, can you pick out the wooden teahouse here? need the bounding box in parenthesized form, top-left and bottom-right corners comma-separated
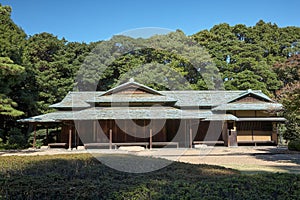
(19, 79, 285, 149)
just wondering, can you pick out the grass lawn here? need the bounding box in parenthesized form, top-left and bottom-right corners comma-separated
(0, 154, 300, 199)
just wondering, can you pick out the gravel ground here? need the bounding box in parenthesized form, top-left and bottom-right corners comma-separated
(1, 146, 300, 174)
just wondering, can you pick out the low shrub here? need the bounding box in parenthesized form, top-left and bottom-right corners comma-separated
(288, 139, 300, 151)
(0, 154, 300, 199)
(4, 128, 27, 149)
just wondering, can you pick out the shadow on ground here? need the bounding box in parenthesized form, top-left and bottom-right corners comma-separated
(1, 153, 300, 199)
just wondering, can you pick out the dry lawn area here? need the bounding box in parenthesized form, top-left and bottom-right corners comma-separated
(1, 146, 300, 174)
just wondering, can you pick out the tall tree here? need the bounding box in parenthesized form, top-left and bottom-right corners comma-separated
(0, 57, 24, 117)
(77, 31, 221, 91)
(191, 20, 300, 95)
(23, 33, 91, 113)
(274, 54, 300, 140)
(0, 4, 26, 64)
(0, 4, 28, 146)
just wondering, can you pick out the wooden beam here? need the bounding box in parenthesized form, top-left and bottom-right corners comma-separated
(68, 126, 72, 150)
(109, 129, 112, 150)
(149, 128, 153, 150)
(33, 123, 37, 148)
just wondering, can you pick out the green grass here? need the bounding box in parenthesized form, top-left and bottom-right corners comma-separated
(0, 154, 300, 199)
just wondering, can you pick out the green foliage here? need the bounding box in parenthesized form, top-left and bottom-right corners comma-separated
(77, 31, 221, 91)
(22, 33, 91, 113)
(283, 114, 300, 141)
(275, 55, 300, 141)
(288, 139, 300, 151)
(27, 128, 59, 148)
(0, 128, 26, 149)
(192, 20, 300, 95)
(0, 4, 29, 147)
(0, 57, 25, 116)
(0, 4, 26, 64)
(0, 154, 300, 199)
(118, 62, 192, 90)
(5, 128, 26, 149)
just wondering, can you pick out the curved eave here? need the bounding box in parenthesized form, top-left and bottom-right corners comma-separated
(237, 117, 286, 122)
(17, 112, 74, 123)
(213, 103, 283, 111)
(204, 114, 238, 121)
(49, 104, 91, 109)
(56, 107, 208, 120)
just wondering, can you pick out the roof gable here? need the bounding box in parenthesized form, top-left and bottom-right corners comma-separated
(227, 89, 274, 103)
(101, 79, 163, 96)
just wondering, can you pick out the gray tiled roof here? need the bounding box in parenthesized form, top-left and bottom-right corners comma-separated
(161, 90, 246, 107)
(87, 94, 177, 104)
(18, 108, 236, 121)
(17, 111, 75, 123)
(61, 107, 211, 120)
(21, 81, 283, 123)
(49, 92, 104, 108)
(50, 90, 271, 108)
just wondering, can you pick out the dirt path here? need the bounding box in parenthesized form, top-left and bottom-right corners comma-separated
(1, 146, 300, 174)
(176, 147, 300, 174)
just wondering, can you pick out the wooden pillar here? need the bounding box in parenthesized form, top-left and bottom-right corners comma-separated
(93, 120, 97, 142)
(149, 128, 153, 150)
(228, 121, 238, 147)
(222, 122, 228, 146)
(189, 120, 193, 149)
(272, 122, 278, 145)
(46, 126, 49, 145)
(185, 120, 188, 148)
(68, 125, 72, 150)
(33, 123, 37, 148)
(76, 123, 80, 148)
(143, 120, 146, 139)
(109, 129, 112, 150)
(124, 120, 127, 142)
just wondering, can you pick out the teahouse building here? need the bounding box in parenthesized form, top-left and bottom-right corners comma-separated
(19, 80, 285, 149)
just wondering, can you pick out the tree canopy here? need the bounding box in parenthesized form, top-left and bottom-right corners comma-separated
(192, 20, 300, 95)
(77, 31, 221, 91)
(0, 57, 24, 117)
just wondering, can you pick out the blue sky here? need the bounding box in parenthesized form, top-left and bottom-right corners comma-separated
(1, 0, 300, 43)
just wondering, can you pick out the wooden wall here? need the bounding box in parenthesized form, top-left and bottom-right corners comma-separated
(60, 118, 276, 146)
(72, 119, 168, 144)
(60, 119, 226, 146)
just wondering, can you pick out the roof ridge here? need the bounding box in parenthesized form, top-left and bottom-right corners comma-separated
(101, 81, 163, 96)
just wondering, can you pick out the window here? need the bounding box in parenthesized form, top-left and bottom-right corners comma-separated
(236, 121, 272, 131)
